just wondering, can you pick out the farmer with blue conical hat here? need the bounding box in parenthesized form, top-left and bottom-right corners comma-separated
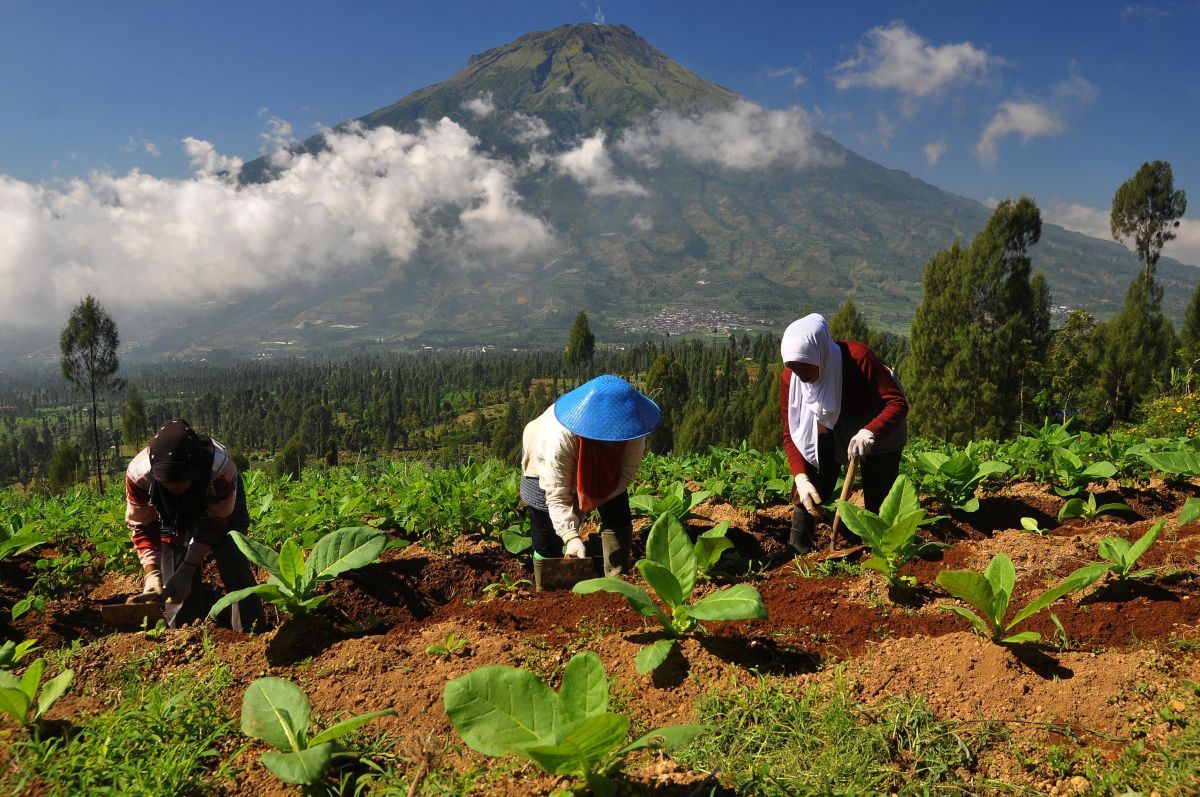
(520, 375, 661, 588)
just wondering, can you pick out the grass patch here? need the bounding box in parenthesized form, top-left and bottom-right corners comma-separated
(0, 663, 240, 796)
(677, 676, 1000, 795)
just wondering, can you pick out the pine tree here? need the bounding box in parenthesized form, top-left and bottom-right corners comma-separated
(1179, 281, 1200, 370)
(490, 396, 523, 465)
(47, 441, 82, 493)
(1047, 309, 1103, 422)
(1103, 161, 1186, 421)
(564, 311, 596, 372)
(828, 300, 871, 343)
(60, 296, 120, 492)
(122, 386, 147, 455)
(643, 353, 688, 454)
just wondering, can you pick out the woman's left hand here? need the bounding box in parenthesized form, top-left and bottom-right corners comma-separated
(848, 429, 875, 462)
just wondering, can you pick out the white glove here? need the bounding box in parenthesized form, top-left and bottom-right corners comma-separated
(794, 474, 822, 518)
(164, 562, 196, 604)
(848, 429, 875, 462)
(564, 538, 586, 559)
(143, 570, 164, 596)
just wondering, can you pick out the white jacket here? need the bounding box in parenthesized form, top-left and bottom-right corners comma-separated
(521, 405, 647, 543)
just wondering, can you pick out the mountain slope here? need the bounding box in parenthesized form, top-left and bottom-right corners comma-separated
(160, 24, 1195, 358)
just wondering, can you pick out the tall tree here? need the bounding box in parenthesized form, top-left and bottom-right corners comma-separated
(1047, 309, 1103, 423)
(563, 311, 596, 373)
(122, 386, 147, 455)
(60, 296, 120, 492)
(1180, 282, 1200, 371)
(643, 353, 689, 454)
(1103, 161, 1187, 421)
(828, 300, 871, 343)
(909, 198, 1047, 442)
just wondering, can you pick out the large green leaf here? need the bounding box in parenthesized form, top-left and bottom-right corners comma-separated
(1178, 498, 1200, 526)
(1082, 462, 1117, 480)
(687, 584, 767, 622)
(0, 687, 30, 724)
(1099, 537, 1131, 566)
(228, 532, 280, 575)
(35, 668, 73, 719)
(444, 665, 559, 757)
(306, 527, 387, 582)
(936, 570, 997, 631)
(573, 578, 669, 629)
(837, 501, 888, 550)
(1125, 520, 1165, 569)
(520, 713, 629, 776)
(877, 476, 920, 526)
(645, 515, 696, 600)
(635, 639, 675, 674)
(940, 605, 992, 638)
(983, 555, 1015, 624)
(241, 677, 311, 752)
(557, 652, 609, 723)
(277, 538, 305, 591)
(637, 560, 684, 609)
(208, 584, 286, 619)
(260, 744, 334, 786)
(1143, 451, 1200, 477)
(1008, 568, 1094, 630)
(307, 709, 395, 746)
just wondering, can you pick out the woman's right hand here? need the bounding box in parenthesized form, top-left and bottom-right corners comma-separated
(794, 474, 822, 518)
(565, 538, 586, 558)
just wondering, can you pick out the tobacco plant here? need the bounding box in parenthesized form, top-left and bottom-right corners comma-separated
(1071, 520, 1166, 583)
(209, 526, 388, 620)
(0, 657, 74, 731)
(0, 639, 37, 669)
(910, 447, 1010, 512)
(444, 651, 704, 796)
(1049, 448, 1117, 497)
(935, 554, 1094, 644)
(1142, 449, 1200, 479)
(240, 677, 394, 785)
(1057, 492, 1130, 522)
(835, 476, 944, 587)
(574, 514, 767, 674)
(629, 483, 712, 523)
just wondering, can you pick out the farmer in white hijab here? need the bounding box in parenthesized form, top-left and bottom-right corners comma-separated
(779, 313, 908, 553)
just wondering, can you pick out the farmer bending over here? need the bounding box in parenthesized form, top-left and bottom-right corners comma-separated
(520, 375, 660, 588)
(127, 419, 265, 631)
(780, 313, 908, 554)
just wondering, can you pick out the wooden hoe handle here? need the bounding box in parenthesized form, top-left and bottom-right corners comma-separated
(829, 457, 859, 552)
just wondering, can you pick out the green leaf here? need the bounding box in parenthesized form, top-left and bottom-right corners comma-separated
(628, 494, 658, 517)
(619, 723, 707, 754)
(687, 584, 767, 622)
(1058, 499, 1084, 521)
(501, 528, 533, 555)
(1000, 631, 1041, 644)
(1125, 520, 1165, 568)
(635, 639, 675, 674)
(557, 652, 609, 722)
(443, 665, 559, 757)
(645, 515, 696, 601)
(307, 709, 395, 747)
(877, 476, 919, 526)
(306, 527, 387, 582)
(1179, 497, 1200, 526)
(260, 744, 334, 786)
(241, 677, 311, 752)
(637, 560, 684, 609)
(1082, 462, 1118, 480)
(940, 605, 993, 638)
(573, 578, 670, 629)
(694, 537, 733, 573)
(520, 713, 630, 776)
(0, 687, 31, 724)
(277, 538, 305, 590)
(35, 668, 73, 719)
(861, 556, 891, 576)
(1008, 568, 1094, 630)
(836, 501, 888, 549)
(19, 659, 44, 702)
(959, 496, 980, 513)
(1020, 517, 1040, 533)
(936, 570, 998, 631)
(228, 531, 280, 575)
(208, 584, 286, 619)
(1099, 537, 1131, 566)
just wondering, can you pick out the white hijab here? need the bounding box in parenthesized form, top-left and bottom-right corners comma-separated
(780, 314, 843, 469)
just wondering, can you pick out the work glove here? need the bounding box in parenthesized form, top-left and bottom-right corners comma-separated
(131, 570, 165, 604)
(794, 473, 822, 518)
(164, 562, 196, 604)
(848, 429, 875, 462)
(564, 538, 586, 559)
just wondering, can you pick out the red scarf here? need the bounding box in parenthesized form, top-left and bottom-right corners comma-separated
(576, 438, 626, 512)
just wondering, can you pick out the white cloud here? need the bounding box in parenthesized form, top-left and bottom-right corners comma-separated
(462, 93, 495, 118)
(555, 132, 647, 196)
(512, 112, 551, 143)
(766, 66, 808, 88)
(923, 140, 947, 166)
(617, 100, 836, 170)
(975, 101, 1064, 166)
(0, 118, 552, 334)
(1045, 201, 1200, 267)
(259, 115, 295, 153)
(832, 22, 995, 98)
(631, 213, 653, 232)
(143, 140, 161, 158)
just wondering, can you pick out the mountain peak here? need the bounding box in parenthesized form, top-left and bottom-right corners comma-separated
(358, 23, 737, 136)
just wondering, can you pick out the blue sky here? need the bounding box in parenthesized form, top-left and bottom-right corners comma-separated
(0, 0, 1197, 317)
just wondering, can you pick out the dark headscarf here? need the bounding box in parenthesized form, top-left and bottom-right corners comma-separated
(148, 419, 215, 532)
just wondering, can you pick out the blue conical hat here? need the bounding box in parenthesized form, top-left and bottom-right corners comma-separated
(553, 375, 661, 441)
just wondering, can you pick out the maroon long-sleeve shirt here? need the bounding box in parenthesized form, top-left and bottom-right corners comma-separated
(780, 340, 908, 476)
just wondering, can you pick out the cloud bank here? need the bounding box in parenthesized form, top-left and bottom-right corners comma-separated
(618, 100, 834, 170)
(975, 101, 1065, 166)
(555, 132, 647, 196)
(1045, 202, 1200, 267)
(832, 22, 995, 98)
(0, 118, 552, 334)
